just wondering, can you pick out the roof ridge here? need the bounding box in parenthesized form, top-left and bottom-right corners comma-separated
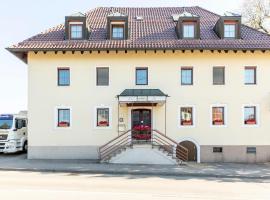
(195, 6, 221, 17)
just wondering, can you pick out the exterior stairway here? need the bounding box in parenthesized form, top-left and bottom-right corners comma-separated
(99, 130, 188, 165)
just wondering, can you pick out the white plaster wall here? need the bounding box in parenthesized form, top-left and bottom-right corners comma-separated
(27, 51, 270, 148)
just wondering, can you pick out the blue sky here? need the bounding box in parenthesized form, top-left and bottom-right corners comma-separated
(0, 0, 244, 113)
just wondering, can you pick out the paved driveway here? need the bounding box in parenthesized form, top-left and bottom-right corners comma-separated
(0, 153, 269, 179)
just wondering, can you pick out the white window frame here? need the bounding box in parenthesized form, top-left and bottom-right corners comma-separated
(224, 24, 236, 38)
(54, 106, 72, 129)
(242, 104, 260, 128)
(183, 24, 195, 39)
(111, 22, 125, 40)
(178, 105, 196, 128)
(94, 105, 112, 129)
(69, 22, 83, 39)
(210, 104, 227, 128)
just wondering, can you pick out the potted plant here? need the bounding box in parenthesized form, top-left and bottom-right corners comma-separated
(58, 121, 69, 127)
(213, 119, 224, 125)
(182, 119, 192, 126)
(98, 121, 109, 126)
(245, 119, 256, 125)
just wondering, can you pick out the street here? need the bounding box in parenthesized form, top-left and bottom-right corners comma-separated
(0, 171, 269, 200)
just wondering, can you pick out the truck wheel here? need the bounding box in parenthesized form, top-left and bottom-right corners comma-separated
(23, 141, 28, 153)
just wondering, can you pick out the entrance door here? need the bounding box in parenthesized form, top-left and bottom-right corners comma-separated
(131, 109, 151, 141)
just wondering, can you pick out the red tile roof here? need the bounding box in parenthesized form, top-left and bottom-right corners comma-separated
(7, 6, 270, 52)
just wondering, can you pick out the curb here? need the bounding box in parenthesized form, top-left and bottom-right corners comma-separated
(0, 167, 269, 179)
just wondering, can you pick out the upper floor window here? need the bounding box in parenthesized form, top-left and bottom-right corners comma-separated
(136, 68, 148, 85)
(57, 109, 70, 127)
(183, 23, 195, 38)
(245, 67, 256, 85)
(212, 106, 225, 126)
(224, 23, 236, 38)
(58, 68, 70, 86)
(180, 107, 194, 127)
(181, 67, 193, 85)
(213, 67, 225, 85)
(112, 24, 124, 39)
(244, 106, 257, 125)
(96, 67, 109, 86)
(70, 23, 83, 39)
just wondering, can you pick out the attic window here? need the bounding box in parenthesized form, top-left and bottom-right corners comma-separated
(65, 12, 87, 40)
(176, 11, 200, 39)
(183, 23, 195, 38)
(112, 24, 124, 39)
(70, 22, 83, 39)
(107, 12, 128, 40)
(224, 22, 236, 38)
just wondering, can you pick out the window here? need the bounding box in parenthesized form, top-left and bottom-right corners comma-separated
(97, 108, 109, 127)
(213, 147, 223, 153)
(112, 24, 124, 39)
(245, 67, 256, 85)
(15, 119, 24, 129)
(70, 24, 83, 39)
(213, 67, 225, 85)
(57, 109, 70, 127)
(244, 106, 257, 125)
(58, 68, 70, 86)
(136, 68, 148, 85)
(180, 107, 194, 126)
(224, 23, 236, 38)
(181, 68, 193, 85)
(247, 147, 256, 154)
(96, 67, 109, 86)
(0, 115, 13, 130)
(183, 23, 195, 38)
(212, 107, 225, 126)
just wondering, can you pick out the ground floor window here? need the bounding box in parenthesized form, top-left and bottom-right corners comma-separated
(244, 106, 257, 125)
(180, 107, 194, 127)
(57, 109, 70, 127)
(211, 106, 225, 126)
(97, 108, 109, 127)
(95, 106, 112, 128)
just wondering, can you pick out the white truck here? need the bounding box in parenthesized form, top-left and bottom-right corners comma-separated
(0, 111, 28, 153)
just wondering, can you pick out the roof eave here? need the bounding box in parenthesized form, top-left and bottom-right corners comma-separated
(6, 47, 28, 64)
(5, 47, 270, 53)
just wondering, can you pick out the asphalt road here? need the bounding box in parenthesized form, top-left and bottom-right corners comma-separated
(0, 171, 269, 200)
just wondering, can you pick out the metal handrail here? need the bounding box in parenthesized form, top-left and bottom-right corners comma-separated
(99, 129, 189, 162)
(152, 129, 189, 162)
(100, 139, 132, 160)
(99, 129, 132, 160)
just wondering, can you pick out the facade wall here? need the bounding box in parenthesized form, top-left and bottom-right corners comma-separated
(27, 51, 270, 162)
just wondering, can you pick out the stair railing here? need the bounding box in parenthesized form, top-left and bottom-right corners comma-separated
(99, 129, 132, 161)
(152, 129, 189, 162)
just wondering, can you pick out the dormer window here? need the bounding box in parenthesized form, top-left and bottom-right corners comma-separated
(175, 11, 200, 39)
(183, 23, 195, 38)
(107, 12, 128, 40)
(214, 12, 241, 39)
(112, 24, 125, 39)
(224, 22, 236, 38)
(70, 22, 83, 39)
(65, 12, 88, 40)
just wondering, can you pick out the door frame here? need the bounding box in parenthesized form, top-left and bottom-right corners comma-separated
(128, 107, 155, 131)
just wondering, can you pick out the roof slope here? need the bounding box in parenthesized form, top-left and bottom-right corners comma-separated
(7, 6, 270, 52)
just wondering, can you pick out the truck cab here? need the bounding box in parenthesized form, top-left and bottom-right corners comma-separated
(0, 113, 28, 153)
